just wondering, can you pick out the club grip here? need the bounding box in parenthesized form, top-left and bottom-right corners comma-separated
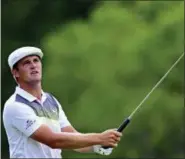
(117, 118, 130, 132)
(102, 118, 130, 149)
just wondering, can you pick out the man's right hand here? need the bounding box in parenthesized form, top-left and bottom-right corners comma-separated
(99, 129, 122, 147)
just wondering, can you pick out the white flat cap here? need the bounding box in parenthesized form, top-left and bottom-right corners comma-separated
(8, 46, 43, 70)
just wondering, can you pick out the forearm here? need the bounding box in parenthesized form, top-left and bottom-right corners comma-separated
(51, 132, 101, 149)
(61, 126, 94, 152)
(74, 146, 94, 153)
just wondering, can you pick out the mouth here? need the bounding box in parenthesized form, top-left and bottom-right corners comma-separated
(31, 71, 39, 75)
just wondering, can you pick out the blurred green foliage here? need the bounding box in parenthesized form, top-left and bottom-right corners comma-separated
(2, 1, 184, 158)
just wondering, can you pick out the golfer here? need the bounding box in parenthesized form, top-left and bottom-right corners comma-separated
(3, 46, 122, 158)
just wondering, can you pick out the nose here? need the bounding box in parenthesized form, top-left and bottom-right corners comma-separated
(30, 61, 37, 68)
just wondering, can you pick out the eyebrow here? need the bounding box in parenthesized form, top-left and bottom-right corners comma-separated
(23, 57, 39, 62)
(22, 59, 30, 64)
(33, 57, 40, 61)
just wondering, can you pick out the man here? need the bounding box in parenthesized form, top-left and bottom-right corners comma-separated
(3, 46, 122, 158)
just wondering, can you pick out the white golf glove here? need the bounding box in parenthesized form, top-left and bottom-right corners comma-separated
(93, 145, 113, 156)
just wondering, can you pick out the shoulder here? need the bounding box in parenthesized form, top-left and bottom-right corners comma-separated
(3, 94, 18, 124)
(3, 94, 16, 113)
(3, 94, 35, 119)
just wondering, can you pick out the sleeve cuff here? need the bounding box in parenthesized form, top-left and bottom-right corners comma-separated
(26, 120, 43, 137)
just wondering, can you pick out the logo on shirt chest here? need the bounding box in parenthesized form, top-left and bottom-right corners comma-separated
(16, 93, 59, 120)
(31, 101, 59, 120)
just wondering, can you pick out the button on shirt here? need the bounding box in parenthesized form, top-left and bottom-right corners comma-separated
(3, 86, 71, 158)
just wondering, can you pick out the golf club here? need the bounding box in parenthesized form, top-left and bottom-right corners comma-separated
(103, 52, 184, 149)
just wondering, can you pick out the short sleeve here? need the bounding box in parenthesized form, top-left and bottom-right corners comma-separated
(53, 97, 71, 128)
(8, 103, 43, 137)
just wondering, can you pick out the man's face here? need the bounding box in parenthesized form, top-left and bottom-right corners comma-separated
(13, 55, 42, 84)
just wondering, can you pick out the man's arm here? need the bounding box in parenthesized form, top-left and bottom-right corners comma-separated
(61, 125, 94, 153)
(54, 98, 121, 151)
(31, 124, 102, 149)
(7, 102, 121, 150)
(30, 124, 121, 149)
(55, 98, 97, 152)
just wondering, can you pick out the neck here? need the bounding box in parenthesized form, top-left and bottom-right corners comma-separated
(19, 82, 42, 100)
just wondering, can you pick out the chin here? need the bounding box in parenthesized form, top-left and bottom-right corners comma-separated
(31, 76, 41, 80)
(29, 78, 42, 84)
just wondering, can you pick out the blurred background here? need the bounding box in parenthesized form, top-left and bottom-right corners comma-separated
(1, 0, 184, 158)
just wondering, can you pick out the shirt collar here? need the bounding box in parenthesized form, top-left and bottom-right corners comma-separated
(15, 86, 47, 103)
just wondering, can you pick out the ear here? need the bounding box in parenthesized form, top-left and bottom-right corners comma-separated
(12, 69, 20, 78)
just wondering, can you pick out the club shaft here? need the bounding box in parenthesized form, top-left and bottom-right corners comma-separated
(128, 52, 184, 120)
(102, 53, 184, 149)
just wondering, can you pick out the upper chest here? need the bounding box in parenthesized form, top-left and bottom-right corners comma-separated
(15, 94, 59, 120)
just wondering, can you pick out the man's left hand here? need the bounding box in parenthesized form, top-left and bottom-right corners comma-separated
(93, 145, 113, 156)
